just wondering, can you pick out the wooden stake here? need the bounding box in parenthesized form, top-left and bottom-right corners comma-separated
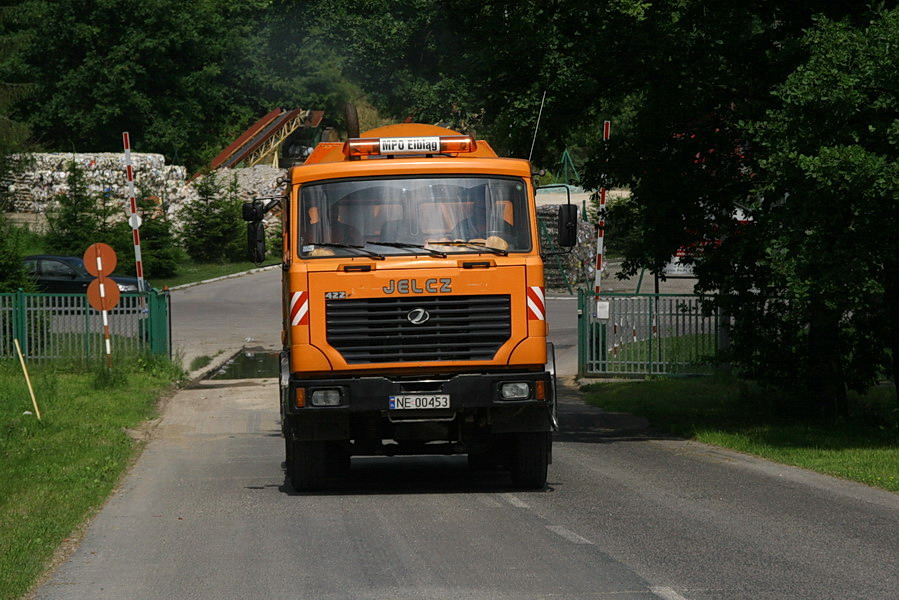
(13, 338, 41, 421)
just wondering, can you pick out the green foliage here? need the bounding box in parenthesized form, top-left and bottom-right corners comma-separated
(92, 363, 129, 389)
(0, 0, 285, 170)
(44, 162, 108, 256)
(0, 214, 32, 292)
(40, 162, 181, 279)
(178, 172, 244, 263)
(0, 5, 31, 197)
(265, 217, 282, 257)
(189, 355, 213, 372)
(135, 207, 182, 279)
(149, 260, 271, 290)
(115, 191, 183, 279)
(710, 8, 899, 410)
(571, 3, 898, 413)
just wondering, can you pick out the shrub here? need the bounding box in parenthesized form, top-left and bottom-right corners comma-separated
(44, 161, 102, 257)
(114, 191, 183, 279)
(40, 161, 181, 280)
(178, 171, 244, 263)
(0, 215, 33, 292)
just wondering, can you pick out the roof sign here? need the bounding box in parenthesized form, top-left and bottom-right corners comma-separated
(344, 135, 477, 157)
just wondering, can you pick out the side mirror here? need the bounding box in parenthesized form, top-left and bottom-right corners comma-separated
(248, 221, 266, 263)
(558, 204, 578, 247)
(243, 200, 265, 222)
(244, 197, 280, 263)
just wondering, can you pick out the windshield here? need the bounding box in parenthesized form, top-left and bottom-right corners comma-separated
(298, 176, 531, 257)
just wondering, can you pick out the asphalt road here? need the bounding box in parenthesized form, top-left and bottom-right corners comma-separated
(32, 269, 899, 600)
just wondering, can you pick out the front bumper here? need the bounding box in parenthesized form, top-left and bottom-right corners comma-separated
(282, 370, 553, 444)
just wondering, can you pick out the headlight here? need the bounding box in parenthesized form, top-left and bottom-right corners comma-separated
(117, 283, 138, 292)
(500, 382, 531, 400)
(310, 389, 342, 406)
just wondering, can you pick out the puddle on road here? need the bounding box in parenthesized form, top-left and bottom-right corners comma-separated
(210, 348, 279, 379)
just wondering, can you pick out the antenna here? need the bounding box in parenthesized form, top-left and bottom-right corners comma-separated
(528, 90, 547, 163)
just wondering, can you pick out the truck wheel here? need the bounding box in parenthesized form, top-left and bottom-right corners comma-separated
(510, 432, 550, 489)
(286, 439, 330, 491)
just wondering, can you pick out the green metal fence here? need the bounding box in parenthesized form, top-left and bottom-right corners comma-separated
(578, 290, 720, 377)
(0, 289, 171, 361)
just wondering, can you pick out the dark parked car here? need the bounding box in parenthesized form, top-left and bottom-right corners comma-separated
(23, 255, 151, 294)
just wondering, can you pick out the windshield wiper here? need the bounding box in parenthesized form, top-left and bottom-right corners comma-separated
(312, 243, 385, 260)
(365, 241, 448, 258)
(428, 241, 509, 256)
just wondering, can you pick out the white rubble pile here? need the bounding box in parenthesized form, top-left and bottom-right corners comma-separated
(2, 153, 288, 225)
(213, 165, 288, 202)
(4, 153, 187, 214)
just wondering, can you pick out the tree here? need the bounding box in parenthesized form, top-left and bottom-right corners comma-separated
(560, 1, 895, 413)
(178, 172, 244, 263)
(0, 216, 32, 292)
(2, 0, 276, 170)
(44, 161, 106, 256)
(40, 160, 183, 279)
(135, 196, 181, 279)
(113, 191, 182, 280)
(729, 9, 899, 408)
(0, 2, 31, 213)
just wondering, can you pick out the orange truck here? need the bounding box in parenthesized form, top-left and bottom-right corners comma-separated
(243, 123, 578, 490)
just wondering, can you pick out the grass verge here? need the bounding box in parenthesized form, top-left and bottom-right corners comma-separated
(580, 376, 899, 492)
(151, 261, 277, 289)
(0, 356, 183, 600)
(189, 354, 213, 372)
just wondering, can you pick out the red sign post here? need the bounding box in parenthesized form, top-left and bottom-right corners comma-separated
(593, 120, 611, 319)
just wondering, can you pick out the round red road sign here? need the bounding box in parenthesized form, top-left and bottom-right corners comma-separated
(83, 243, 117, 277)
(87, 276, 121, 312)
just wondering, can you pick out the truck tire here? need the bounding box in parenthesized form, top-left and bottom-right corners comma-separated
(286, 439, 330, 491)
(510, 431, 550, 489)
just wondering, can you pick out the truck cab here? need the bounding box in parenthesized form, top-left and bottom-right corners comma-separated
(244, 123, 577, 490)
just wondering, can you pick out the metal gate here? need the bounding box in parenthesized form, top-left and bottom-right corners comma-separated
(0, 289, 171, 361)
(578, 290, 720, 377)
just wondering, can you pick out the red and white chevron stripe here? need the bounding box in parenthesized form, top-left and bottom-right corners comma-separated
(526, 286, 545, 321)
(290, 291, 309, 326)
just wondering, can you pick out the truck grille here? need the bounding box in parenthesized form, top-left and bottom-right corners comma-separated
(326, 295, 511, 363)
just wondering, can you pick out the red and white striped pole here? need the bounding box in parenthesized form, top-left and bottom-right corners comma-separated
(593, 120, 611, 318)
(122, 132, 146, 294)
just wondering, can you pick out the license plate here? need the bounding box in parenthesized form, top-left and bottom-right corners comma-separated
(389, 394, 450, 410)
